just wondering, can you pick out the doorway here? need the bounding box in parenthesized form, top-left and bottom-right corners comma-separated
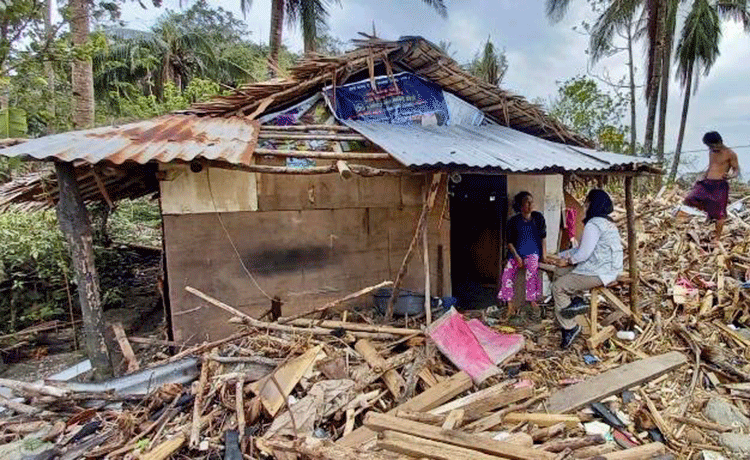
(449, 174, 508, 310)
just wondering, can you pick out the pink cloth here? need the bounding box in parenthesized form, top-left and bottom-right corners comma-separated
(466, 319, 525, 365)
(426, 308, 499, 384)
(427, 309, 526, 384)
(566, 208, 578, 241)
(498, 254, 541, 302)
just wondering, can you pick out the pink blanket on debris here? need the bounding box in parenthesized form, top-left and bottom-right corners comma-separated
(426, 308, 524, 384)
(467, 319, 525, 365)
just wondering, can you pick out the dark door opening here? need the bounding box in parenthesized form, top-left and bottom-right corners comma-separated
(449, 174, 508, 310)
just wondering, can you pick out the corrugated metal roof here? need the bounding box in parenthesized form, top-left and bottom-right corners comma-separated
(0, 115, 259, 166)
(345, 121, 659, 173)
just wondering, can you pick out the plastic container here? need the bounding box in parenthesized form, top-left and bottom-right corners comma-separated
(616, 330, 636, 341)
(373, 288, 456, 317)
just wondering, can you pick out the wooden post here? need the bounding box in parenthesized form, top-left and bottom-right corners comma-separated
(54, 161, 112, 379)
(423, 210, 432, 325)
(624, 176, 639, 316)
(384, 174, 443, 322)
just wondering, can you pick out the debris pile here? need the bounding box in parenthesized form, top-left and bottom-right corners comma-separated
(1, 185, 750, 460)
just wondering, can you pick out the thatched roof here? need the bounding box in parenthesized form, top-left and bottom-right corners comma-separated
(186, 36, 593, 147)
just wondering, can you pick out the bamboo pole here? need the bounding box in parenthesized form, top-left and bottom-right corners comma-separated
(254, 148, 390, 160)
(385, 174, 443, 322)
(257, 132, 367, 142)
(624, 176, 639, 316)
(423, 206, 432, 325)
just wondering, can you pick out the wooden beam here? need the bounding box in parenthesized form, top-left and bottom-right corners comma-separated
(336, 160, 353, 180)
(624, 176, 639, 316)
(503, 412, 580, 428)
(441, 409, 465, 430)
(112, 322, 139, 373)
(254, 148, 391, 161)
(364, 412, 556, 460)
(599, 288, 643, 327)
(91, 167, 114, 209)
(587, 325, 616, 350)
(385, 173, 443, 322)
(337, 371, 472, 448)
(355, 339, 405, 399)
(547, 352, 687, 413)
(377, 431, 504, 460)
(423, 220, 431, 325)
(429, 385, 533, 418)
(600, 442, 666, 459)
(257, 132, 367, 142)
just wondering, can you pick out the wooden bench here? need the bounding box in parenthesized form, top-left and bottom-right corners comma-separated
(538, 263, 640, 343)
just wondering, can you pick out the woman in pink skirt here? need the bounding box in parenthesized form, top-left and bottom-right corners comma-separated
(498, 191, 547, 319)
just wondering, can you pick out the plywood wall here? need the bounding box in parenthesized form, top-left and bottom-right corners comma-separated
(161, 168, 450, 343)
(506, 174, 563, 254)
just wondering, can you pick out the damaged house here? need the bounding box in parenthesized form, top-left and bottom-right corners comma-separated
(0, 36, 659, 344)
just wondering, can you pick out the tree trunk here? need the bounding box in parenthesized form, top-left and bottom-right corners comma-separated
(656, 1, 677, 164)
(45, 0, 56, 134)
(268, 0, 284, 78)
(66, 0, 111, 379)
(643, 2, 665, 158)
(55, 162, 112, 380)
(626, 21, 637, 156)
(670, 63, 693, 183)
(70, 0, 94, 129)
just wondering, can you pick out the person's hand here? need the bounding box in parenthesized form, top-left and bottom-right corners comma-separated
(515, 255, 524, 268)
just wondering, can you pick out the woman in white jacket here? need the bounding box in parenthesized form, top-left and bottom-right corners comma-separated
(552, 189, 623, 349)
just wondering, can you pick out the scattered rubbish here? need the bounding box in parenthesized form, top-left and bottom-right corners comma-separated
(616, 330, 636, 341)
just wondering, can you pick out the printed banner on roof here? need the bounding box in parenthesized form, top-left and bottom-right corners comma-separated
(323, 73, 450, 126)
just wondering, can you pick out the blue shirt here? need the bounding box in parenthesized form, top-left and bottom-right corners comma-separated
(514, 216, 540, 257)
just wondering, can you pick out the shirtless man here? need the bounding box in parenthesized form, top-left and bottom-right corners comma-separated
(684, 131, 741, 241)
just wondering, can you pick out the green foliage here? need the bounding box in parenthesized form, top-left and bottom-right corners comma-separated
(108, 198, 163, 247)
(466, 38, 508, 86)
(549, 75, 630, 153)
(0, 0, 44, 71)
(0, 108, 28, 138)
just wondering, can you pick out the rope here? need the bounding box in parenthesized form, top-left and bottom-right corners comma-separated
(205, 167, 273, 301)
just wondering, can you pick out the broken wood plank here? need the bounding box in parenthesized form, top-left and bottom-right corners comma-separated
(599, 287, 643, 326)
(141, 435, 186, 460)
(0, 394, 54, 417)
(418, 367, 439, 388)
(441, 409, 464, 430)
(464, 392, 548, 433)
(669, 415, 732, 432)
(587, 325, 616, 350)
(639, 389, 672, 442)
(429, 384, 533, 418)
(395, 410, 446, 425)
(547, 351, 687, 413)
(377, 431, 505, 460)
(0, 377, 68, 398)
(364, 412, 556, 460)
(504, 412, 580, 428)
(280, 319, 421, 336)
(355, 339, 405, 399)
(112, 322, 139, 373)
(600, 442, 666, 459)
(337, 371, 472, 448)
(540, 435, 605, 453)
(248, 345, 324, 417)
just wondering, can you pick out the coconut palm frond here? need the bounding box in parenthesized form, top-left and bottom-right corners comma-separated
(589, 0, 642, 62)
(676, 0, 721, 90)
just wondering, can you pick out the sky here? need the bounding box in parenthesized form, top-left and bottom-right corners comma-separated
(118, 0, 750, 176)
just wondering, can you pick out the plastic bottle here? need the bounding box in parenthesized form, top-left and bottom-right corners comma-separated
(616, 330, 636, 341)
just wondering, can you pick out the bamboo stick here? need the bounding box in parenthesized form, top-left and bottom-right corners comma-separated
(277, 280, 393, 324)
(254, 148, 390, 160)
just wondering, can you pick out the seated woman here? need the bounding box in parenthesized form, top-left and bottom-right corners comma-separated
(498, 191, 547, 319)
(551, 189, 623, 349)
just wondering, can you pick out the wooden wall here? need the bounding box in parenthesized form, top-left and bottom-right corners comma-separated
(161, 163, 450, 343)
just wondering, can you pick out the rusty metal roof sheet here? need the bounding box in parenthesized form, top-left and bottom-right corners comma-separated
(0, 115, 259, 166)
(345, 121, 660, 174)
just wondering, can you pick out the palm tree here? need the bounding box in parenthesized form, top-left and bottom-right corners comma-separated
(97, 21, 249, 100)
(467, 38, 508, 86)
(669, 0, 750, 181)
(548, 0, 665, 157)
(242, 0, 448, 76)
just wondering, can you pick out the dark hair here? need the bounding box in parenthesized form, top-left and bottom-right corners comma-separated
(512, 191, 532, 213)
(703, 131, 723, 146)
(584, 189, 614, 223)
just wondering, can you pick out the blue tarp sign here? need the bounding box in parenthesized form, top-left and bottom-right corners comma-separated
(324, 73, 450, 126)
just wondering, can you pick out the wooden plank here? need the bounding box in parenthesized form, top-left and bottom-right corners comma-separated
(600, 442, 665, 459)
(378, 431, 505, 460)
(364, 412, 556, 460)
(441, 409, 464, 430)
(590, 288, 600, 335)
(547, 352, 687, 413)
(112, 322, 139, 373)
(248, 345, 324, 416)
(336, 371, 472, 448)
(355, 339, 405, 399)
(396, 410, 446, 425)
(503, 412, 580, 428)
(599, 288, 643, 327)
(429, 385, 533, 417)
(624, 176, 639, 315)
(587, 325, 616, 350)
